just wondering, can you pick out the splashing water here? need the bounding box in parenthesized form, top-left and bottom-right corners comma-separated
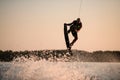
(0, 59, 120, 80)
(0, 50, 120, 62)
(0, 50, 120, 80)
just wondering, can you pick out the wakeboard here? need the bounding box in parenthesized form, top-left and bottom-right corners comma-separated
(64, 24, 71, 51)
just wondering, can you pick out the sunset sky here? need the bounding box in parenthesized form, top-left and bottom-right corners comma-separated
(0, 0, 120, 51)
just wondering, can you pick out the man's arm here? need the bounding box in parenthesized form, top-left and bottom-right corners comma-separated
(65, 21, 73, 26)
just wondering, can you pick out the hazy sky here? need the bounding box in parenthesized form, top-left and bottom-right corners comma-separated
(0, 0, 120, 51)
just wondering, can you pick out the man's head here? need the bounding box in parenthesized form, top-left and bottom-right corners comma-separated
(77, 18, 80, 22)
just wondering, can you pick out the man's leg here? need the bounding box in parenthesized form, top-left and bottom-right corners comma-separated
(70, 31, 78, 47)
(70, 36, 78, 46)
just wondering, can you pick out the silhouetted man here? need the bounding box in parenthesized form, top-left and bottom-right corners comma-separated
(65, 18, 82, 48)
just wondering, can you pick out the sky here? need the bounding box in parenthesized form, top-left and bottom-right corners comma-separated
(0, 0, 120, 51)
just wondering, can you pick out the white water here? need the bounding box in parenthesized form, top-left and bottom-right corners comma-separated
(0, 60, 120, 80)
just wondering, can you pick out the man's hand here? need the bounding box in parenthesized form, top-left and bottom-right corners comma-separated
(64, 23, 67, 26)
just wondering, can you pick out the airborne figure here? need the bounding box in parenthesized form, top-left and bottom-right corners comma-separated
(64, 18, 82, 49)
